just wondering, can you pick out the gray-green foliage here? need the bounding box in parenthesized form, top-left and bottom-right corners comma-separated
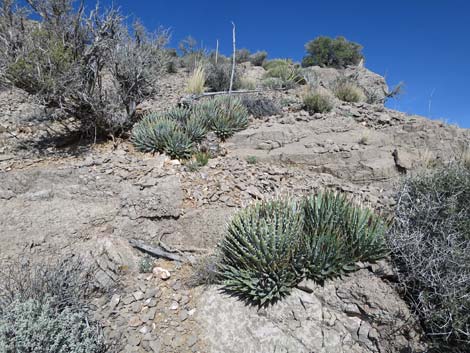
(262, 59, 305, 89)
(388, 163, 470, 352)
(303, 93, 334, 113)
(131, 96, 249, 158)
(248, 51, 268, 66)
(219, 199, 303, 306)
(302, 192, 388, 281)
(218, 192, 388, 306)
(0, 298, 105, 353)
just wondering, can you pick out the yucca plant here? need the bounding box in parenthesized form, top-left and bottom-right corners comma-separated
(163, 129, 194, 160)
(166, 106, 192, 125)
(219, 199, 303, 306)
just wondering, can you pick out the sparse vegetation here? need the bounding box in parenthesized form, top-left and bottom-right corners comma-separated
(235, 48, 251, 63)
(218, 192, 388, 306)
(302, 36, 364, 68)
(303, 92, 334, 113)
(388, 163, 470, 352)
(334, 81, 366, 103)
(241, 96, 281, 118)
(0, 258, 105, 353)
(139, 256, 154, 273)
(131, 96, 249, 158)
(186, 65, 206, 94)
(246, 156, 258, 164)
(262, 59, 305, 89)
(0, 0, 170, 138)
(248, 51, 268, 66)
(204, 61, 241, 92)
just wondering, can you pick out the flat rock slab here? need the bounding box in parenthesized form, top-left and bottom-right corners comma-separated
(195, 270, 425, 353)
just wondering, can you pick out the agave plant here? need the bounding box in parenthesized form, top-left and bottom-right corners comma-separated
(166, 106, 192, 125)
(163, 129, 194, 160)
(192, 99, 220, 128)
(131, 114, 178, 153)
(185, 114, 208, 142)
(218, 199, 303, 306)
(301, 192, 388, 280)
(211, 96, 249, 140)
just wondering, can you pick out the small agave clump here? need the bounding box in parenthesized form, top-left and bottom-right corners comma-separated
(166, 106, 192, 125)
(184, 115, 208, 142)
(218, 199, 303, 306)
(210, 96, 249, 140)
(163, 129, 193, 160)
(131, 113, 177, 153)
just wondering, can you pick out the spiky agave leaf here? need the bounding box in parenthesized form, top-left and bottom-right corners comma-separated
(219, 198, 303, 306)
(184, 114, 208, 142)
(301, 191, 388, 280)
(192, 98, 220, 128)
(163, 128, 194, 160)
(131, 114, 178, 153)
(166, 106, 192, 125)
(211, 96, 249, 140)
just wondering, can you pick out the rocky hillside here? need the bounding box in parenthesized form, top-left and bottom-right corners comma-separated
(0, 63, 469, 353)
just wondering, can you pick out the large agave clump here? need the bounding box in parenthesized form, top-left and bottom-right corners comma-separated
(184, 115, 208, 142)
(219, 199, 303, 306)
(131, 114, 178, 153)
(301, 192, 388, 280)
(210, 96, 249, 140)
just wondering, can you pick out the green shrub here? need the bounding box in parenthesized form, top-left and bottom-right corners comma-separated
(163, 129, 193, 159)
(139, 257, 154, 273)
(246, 156, 258, 164)
(241, 96, 281, 118)
(194, 151, 210, 166)
(334, 81, 365, 103)
(262, 60, 305, 89)
(303, 93, 334, 113)
(218, 192, 388, 306)
(249, 51, 268, 66)
(204, 62, 241, 92)
(302, 36, 364, 68)
(235, 48, 251, 63)
(0, 298, 105, 353)
(219, 199, 303, 306)
(388, 163, 470, 351)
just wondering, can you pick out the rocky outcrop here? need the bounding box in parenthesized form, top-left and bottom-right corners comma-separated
(196, 267, 425, 353)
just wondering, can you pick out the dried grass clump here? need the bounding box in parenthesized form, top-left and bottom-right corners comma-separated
(334, 81, 366, 103)
(186, 65, 206, 94)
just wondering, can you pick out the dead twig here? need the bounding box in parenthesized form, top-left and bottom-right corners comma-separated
(129, 239, 185, 262)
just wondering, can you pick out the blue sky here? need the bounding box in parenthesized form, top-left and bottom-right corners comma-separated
(86, 0, 470, 128)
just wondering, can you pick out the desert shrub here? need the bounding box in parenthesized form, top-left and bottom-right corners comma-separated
(262, 60, 305, 89)
(239, 77, 257, 90)
(0, 258, 105, 353)
(194, 151, 210, 166)
(204, 61, 240, 92)
(303, 93, 334, 113)
(0, 1, 170, 138)
(249, 51, 268, 66)
(163, 129, 193, 160)
(246, 155, 258, 164)
(0, 298, 105, 353)
(388, 163, 470, 351)
(302, 36, 364, 68)
(334, 81, 366, 103)
(131, 114, 178, 153)
(191, 99, 219, 128)
(185, 65, 206, 94)
(218, 199, 303, 306)
(235, 48, 251, 63)
(218, 192, 388, 306)
(178, 36, 207, 71)
(241, 96, 281, 117)
(210, 96, 249, 140)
